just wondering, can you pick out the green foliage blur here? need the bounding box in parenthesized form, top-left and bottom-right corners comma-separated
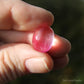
(8, 0, 84, 84)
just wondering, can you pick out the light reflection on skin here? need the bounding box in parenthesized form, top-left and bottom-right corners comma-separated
(49, 35, 71, 58)
(52, 36, 59, 47)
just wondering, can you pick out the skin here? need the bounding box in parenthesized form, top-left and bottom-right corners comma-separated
(0, 0, 71, 83)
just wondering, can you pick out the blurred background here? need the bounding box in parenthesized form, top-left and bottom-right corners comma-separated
(8, 0, 84, 84)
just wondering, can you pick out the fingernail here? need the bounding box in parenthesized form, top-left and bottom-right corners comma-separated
(25, 58, 50, 73)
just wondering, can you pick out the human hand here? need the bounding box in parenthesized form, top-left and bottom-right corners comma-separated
(0, 0, 71, 84)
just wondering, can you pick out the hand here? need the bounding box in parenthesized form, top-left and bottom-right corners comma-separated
(0, 0, 71, 84)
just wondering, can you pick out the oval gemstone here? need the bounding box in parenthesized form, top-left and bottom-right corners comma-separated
(32, 25, 54, 52)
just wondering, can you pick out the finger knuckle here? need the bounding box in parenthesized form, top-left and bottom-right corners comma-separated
(0, 49, 18, 83)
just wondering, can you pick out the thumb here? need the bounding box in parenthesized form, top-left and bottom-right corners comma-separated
(0, 43, 53, 84)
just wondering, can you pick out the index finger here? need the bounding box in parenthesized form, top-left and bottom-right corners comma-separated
(0, 0, 54, 31)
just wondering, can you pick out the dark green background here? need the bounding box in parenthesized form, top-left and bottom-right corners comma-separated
(8, 0, 84, 84)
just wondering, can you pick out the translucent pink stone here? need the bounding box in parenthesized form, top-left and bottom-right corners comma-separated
(32, 25, 54, 52)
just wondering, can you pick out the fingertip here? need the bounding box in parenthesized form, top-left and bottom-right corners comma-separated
(11, 1, 54, 31)
(12, 43, 54, 73)
(53, 54, 69, 70)
(48, 35, 71, 57)
(43, 10, 54, 26)
(25, 55, 53, 73)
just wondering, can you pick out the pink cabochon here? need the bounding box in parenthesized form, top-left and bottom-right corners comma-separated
(32, 25, 54, 52)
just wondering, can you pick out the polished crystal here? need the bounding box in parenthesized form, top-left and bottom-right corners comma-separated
(32, 25, 54, 52)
